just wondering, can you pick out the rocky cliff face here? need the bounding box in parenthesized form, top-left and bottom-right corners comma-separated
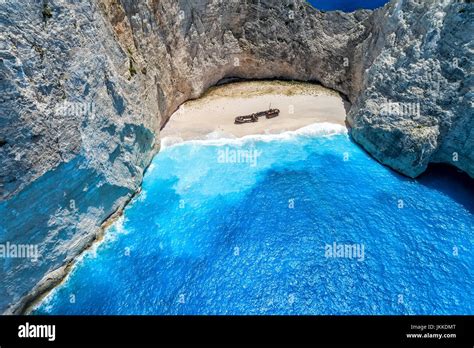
(348, 0, 473, 178)
(0, 0, 471, 313)
(1, 0, 159, 313)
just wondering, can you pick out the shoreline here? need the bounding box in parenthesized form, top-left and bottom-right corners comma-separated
(161, 122, 349, 150)
(161, 80, 348, 143)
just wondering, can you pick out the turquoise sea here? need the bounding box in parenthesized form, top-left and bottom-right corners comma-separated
(34, 124, 474, 315)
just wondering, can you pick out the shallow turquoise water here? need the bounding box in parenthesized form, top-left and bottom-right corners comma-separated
(35, 124, 474, 315)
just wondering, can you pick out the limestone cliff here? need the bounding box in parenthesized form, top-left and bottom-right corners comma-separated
(0, 0, 471, 313)
(348, 0, 473, 178)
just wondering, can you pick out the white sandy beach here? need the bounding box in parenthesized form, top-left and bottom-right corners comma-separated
(160, 81, 348, 143)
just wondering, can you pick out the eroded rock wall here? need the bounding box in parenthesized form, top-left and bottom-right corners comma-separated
(348, 0, 473, 177)
(0, 0, 160, 313)
(0, 0, 471, 313)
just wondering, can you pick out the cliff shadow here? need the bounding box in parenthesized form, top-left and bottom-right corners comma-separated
(416, 163, 474, 214)
(345, 133, 473, 215)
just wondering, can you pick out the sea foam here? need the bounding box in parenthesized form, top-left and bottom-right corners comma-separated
(161, 122, 347, 149)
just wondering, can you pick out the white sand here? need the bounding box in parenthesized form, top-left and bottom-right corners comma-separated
(161, 81, 348, 143)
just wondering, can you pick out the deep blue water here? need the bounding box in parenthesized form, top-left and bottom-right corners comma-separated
(35, 125, 474, 315)
(308, 0, 389, 12)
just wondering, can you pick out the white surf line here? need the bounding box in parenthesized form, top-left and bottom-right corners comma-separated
(160, 122, 348, 150)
